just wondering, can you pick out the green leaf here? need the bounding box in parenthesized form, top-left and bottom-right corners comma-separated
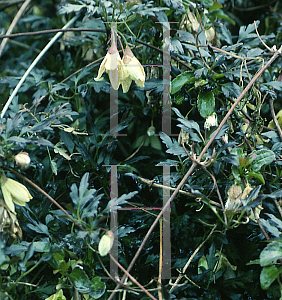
(197, 91, 215, 118)
(245, 171, 265, 184)
(69, 267, 91, 293)
(103, 191, 138, 213)
(260, 219, 281, 238)
(260, 265, 282, 290)
(265, 213, 282, 230)
(260, 241, 282, 267)
(50, 160, 57, 176)
(54, 145, 71, 160)
(172, 107, 201, 134)
(251, 149, 275, 171)
(263, 81, 282, 91)
(79, 172, 90, 200)
(238, 20, 260, 42)
(221, 82, 242, 98)
(160, 133, 187, 157)
(89, 277, 106, 299)
(209, 124, 229, 140)
(44, 289, 66, 300)
(171, 71, 195, 94)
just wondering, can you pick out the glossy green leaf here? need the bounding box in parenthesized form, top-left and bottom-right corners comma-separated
(89, 277, 106, 299)
(69, 267, 91, 293)
(44, 289, 66, 300)
(197, 91, 215, 118)
(251, 149, 275, 171)
(171, 71, 195, 94)
(245, 171, 265, 184)
(260, 265, 282, 290)
(260, 241, 282, 267)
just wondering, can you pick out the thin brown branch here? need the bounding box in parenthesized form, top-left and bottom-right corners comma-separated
(252, 207, 270, 240)
(134, 38, 193, 70)
(269, 98, 282, 141)
(0, 27, 193, 70)
(108, 46, 282, 300)
(0, 0, 32, 57)
(137, 176, 221, 208)
(0, 28, 107, 39)
(170, 224, 216, 293)
(109, 254, 158, 300)
(233, 1, 277, 11)
(0, 0, 25, 12)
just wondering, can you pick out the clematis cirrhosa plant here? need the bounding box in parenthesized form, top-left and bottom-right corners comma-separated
(120, 46, 145, 93)
(0, 174, 32, 213)
(94, 42, 124, 90)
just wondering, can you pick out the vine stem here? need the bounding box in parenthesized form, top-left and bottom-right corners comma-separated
(0, 14, 80, 119)
(0, 0, 32, 57)
(108, 46, 282, 300)
(109, 254, 158, 300)
(269, 98, 282, 141)
(0, 27, 106, 39)
(169, 224, 217, 293)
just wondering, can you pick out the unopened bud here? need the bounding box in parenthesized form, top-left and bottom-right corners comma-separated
(147, 126, 156, 137)
(14, 152, 30, 169)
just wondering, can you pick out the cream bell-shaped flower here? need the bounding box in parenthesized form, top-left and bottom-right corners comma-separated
(0, 174, 32, 213)
(120, 46, 145, 93)
(15, 152, 30, 169)
(94, 42, 123, 90)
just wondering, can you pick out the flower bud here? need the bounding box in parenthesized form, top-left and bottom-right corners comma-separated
(204, 112, 218, 130)
(15, 152, 30, 169)
(147, 126, 156, 137)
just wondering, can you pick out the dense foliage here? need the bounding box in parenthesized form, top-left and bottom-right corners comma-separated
(1, 0, 282, 299)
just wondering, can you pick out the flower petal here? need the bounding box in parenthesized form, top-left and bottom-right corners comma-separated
(1, 185, 15, 213)
(107, 69, 120, 90)
(94, 54, 108, 81)
(105, 51, 122, 71)
(127, 57, 145, 82)
(6, 179, 32, 204)
(135, 79, 145, 88)
(121, 77, 132, 93)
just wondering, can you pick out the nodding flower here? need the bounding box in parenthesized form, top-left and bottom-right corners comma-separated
(94, 42, 124, 90)
(120, 46, 145, 93)
(0, 174, 32, 213)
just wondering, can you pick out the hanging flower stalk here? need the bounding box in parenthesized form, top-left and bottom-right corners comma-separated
(120, 45, 145, 93)
(94, 41, 124, 90)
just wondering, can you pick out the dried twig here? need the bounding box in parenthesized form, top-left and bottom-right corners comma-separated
(170, 224, 217, 293)
(269, 98, 282, 141)
(109, 254, 158, 300)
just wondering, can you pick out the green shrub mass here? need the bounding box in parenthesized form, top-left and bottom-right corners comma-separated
(1, 0, 282, 299)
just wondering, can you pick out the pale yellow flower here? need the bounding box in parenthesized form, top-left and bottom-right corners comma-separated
(0, 174, 32, 213)
(204, 112, 218, 130)
(94, 42, 123, 90)
(120, 46, 145, 93)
